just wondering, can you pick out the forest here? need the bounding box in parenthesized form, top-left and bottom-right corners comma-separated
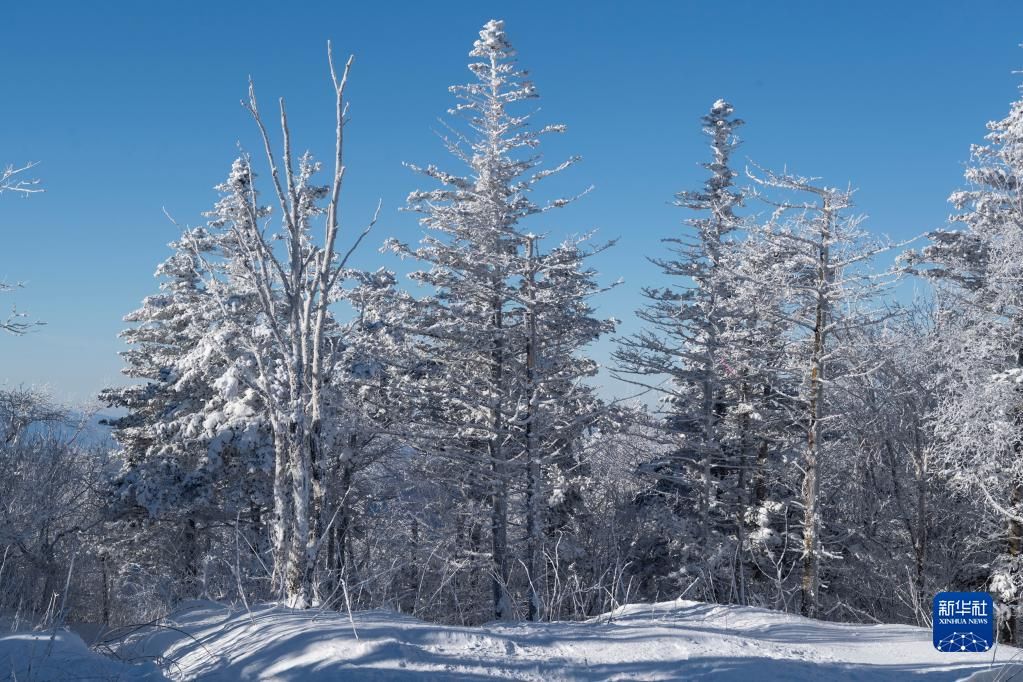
(4, 16, 1023, 657)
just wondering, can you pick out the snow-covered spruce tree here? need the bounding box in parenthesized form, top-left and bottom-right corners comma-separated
(904, 81, 1023, 642)
(101, 221, 273, 601)
(690, 221, 800, 612)
(388, 19, 612, 621)
(745, 167, 898, 619)
(518, 234, 616, 620)
(614, 100, 772, 604)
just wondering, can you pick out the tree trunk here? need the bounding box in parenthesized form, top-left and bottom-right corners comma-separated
(271, 421, 292, 596)
(490, 290, 511, 621)
(912, 416, 928, 623)
(100, 554, 110, 627)
(490, 438, 510, 620)
(327, 446, 355, 603)
(524, 237, 543, 621)
(284, 412, 314, 608)
(701, 377, 714, 594)
(801, 208, 830, 620)
(182, 518, 200, 599)
(735, 378, 752, 606)
(1001, 479, 1023, 644)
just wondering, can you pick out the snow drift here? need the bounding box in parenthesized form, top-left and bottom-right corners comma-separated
(0, 628, 163, 681)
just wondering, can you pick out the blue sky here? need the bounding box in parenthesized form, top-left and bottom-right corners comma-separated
(2, 0, 1022, 405)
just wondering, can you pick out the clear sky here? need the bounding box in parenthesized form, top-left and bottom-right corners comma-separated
(2, 0, 1023, 405)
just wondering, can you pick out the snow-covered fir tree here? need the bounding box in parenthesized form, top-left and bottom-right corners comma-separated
(101, 222, 272, 596)
(615, 100, 774, 604)
(906, 79, 1023, 642)
(517, 234, 617, 619)
(387, 19, 613, 621)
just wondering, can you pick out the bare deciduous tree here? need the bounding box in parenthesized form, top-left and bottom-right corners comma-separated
(0, 161, 42, 196)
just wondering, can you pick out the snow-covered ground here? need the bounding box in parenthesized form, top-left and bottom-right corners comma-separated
(0, 629, 163, 681)
(4, 600, 1023, 681)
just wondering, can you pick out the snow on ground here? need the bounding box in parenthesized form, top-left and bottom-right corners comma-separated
(0, 628, 164, 681)
(6, 599, 1023, 680)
